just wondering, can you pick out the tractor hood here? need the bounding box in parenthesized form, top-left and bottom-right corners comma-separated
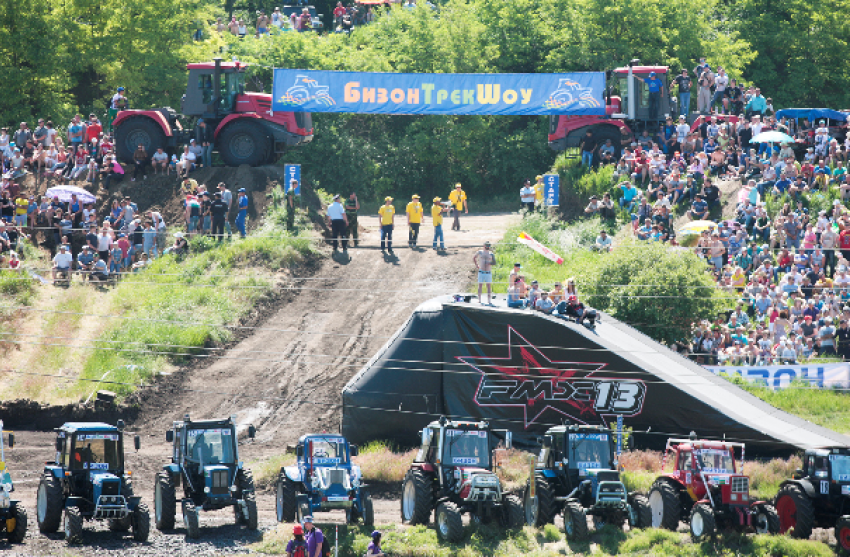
(203, 464, 234, 498)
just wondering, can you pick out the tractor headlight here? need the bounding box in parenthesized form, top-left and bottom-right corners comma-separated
(204, 486, 210, 494)
(352, 476, 360, 489)
(230, 485, 238, 492)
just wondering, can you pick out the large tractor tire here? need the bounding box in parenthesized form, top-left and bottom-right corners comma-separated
(627, 493, 652, 529)
(64, 507, 84, 544)
(7, 504, 27, 543)
(36, 474, 64, 534)
(401, 469, 433, 526)
(836, 516, 850, 554)
(524, 473, 557, 527)
(775, 483, 815, 538)
(592, 126, 623, 166)
(435, 502, 464, 544)
(562, 500, 589, 541)
(499, 494, 525, 529)
(218, 120, 271, 167)
(132, 503, 151, 542)
(154, 471, 177, 531)
(244, 493, 258, 530)
(183, 501, 200, 540)
(689, 503, 716, 542)
(275, 474, 298, 523)
(115, 116, 167, 164)
(648, 480, 682, 530)
(753, 503, 780, 535)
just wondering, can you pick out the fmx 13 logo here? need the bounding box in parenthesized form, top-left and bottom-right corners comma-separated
(459, 327, 645, 428)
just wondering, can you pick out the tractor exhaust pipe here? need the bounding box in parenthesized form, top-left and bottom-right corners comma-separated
(213, 57, 223, 118)
(627, 59, 640, 120)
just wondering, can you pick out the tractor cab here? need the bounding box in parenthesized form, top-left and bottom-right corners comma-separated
(663, 438, 749, 507)
(797, 447, 850, 496)
(183, 60, 247, 120)
(611, 65, 672, 128)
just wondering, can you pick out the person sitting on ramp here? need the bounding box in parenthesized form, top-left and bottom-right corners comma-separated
(556, 295, 598, 327)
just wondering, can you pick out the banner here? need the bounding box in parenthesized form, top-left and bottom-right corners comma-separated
(517, 232, 564, 264)
(272, 70, 605, 116)
(707, 363, 850, 390)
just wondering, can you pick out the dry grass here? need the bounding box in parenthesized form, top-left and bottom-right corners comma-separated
(357, 441, 417, 483)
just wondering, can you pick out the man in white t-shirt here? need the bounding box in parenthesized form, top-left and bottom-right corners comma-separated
(52, 245, 73, 282)
(520, 180, 535, 212)
(675, 115, 689, 144)
(111, 87, 128, 110)
(151, 147, 169, 174)
(712, 68, 728, 113)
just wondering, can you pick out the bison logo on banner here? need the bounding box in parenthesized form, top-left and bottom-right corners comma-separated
(460, 327, 645, 428)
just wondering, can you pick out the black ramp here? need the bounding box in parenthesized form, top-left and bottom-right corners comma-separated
(342, 297, 850, 455)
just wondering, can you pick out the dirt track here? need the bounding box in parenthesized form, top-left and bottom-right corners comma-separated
(3, 212, 519, 555)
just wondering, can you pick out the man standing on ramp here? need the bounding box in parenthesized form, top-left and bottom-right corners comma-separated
(326, 194, 348, 252)
(379, 196, 395, 255)
(406, 194, 423, 248)
(449, 183, 467, 231)
(344, 191, 359, 246)
(474, 241, 495, 304)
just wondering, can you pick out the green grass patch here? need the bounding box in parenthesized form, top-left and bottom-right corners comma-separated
(252, 452, 296, 488)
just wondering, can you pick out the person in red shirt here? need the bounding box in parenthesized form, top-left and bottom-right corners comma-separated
(333, 2, 346, 27)
(86, 114, 102, 154)
(840, 226, 850, 263)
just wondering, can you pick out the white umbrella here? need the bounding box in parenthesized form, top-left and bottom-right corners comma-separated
(44, 185, 97, 204)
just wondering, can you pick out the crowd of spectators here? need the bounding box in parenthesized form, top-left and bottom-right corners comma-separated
(213, 1, 385, 37)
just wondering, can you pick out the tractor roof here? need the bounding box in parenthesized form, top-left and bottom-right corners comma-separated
(809, 447, 850, 455)
(426, 419, 489, 430)
(186, 61, 246, 71)
(179, 418, 234, 428)
(59, 422, 120, 433)
(297, 433, 347, 444)
(613, 66, 669, 74)
(546, 424, 611, 435)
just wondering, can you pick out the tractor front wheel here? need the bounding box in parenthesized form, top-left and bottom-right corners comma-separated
(275, 475, 297, 523)
(775, 483, 815, 538)
(155, 471, 177, 531)
(562, 500, 589, 541)
(115, 116, 167, 164)
(435, 502, 464, 544)
(132, 503, 151, 542)
(836, 516, 850, 554)
(648, 480, 682, 530)
(244, 493, 258, 530)
(183, 501, 200, 539)
(524, 473, 556, 527)
(689, 503, 716, 542)
(64, 507, 84, 545)
(753, 503, 780, 535)
(218, 120, 271, 167)
(401, 469, 433, 525)
(7, 504, 27, 543)
(500, 495, 524, 529)
(628, 493, 652, 530)
(36, 474, 64, 534)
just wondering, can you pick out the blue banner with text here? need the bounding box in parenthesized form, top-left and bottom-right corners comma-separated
(272, 70, 605, 116)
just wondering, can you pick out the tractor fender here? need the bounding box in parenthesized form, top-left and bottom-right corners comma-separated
(44, 466, 65, 479)
(283, 466, 302, 483)
(113, 110, 173, 137)
(214, 114, 263, 139)
(540, 469, 559, 479)
(778, 479, 816, 500)
(65, 496, 85, 509)
(564, 122, 630, 147)
(164, 464, 181, 485)
(126, 496, 142, 510)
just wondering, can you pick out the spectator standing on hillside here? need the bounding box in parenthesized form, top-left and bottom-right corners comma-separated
(217, 182, 233, 237)
(132, 144, 148, 181)
(379, 196, 395, 254)
(448, 183, 467, 231)
(344, 191, 359, 245)
(256, 11, 269, 35)
(406, 194, 423, 248)
(635, 72, 663, 124)
(326, 194, 348, 252)
(111, 87, 128, 110)
(196, 119, 213, 169)
(520, 180, 535, 212)
(431, 197, 446, 251)
(334, 2, 347, 27)
(299, 8, 312, 31)
(672, 69, 691, 116)
(210, 192, 228, 241)
(712, 67, 729, 113)
(68, 116, 84, 152)
(236, 188, 248, 238)
(290, 11, 299, 30)
(86, 114, 102, 152)
(696, 63, 713, 114)
(13, 122, 31, 152)
(474, 241, 495, 304)
(579, 130, 597, 168)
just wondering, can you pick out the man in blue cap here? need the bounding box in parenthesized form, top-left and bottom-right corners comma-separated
(236, 188, 248, 238)
(111, 87, 128, 110)
(635, 71, 663, 124)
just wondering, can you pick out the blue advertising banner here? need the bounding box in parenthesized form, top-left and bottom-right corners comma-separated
(543, 174, 559, 207)
(272, 70, 605, 116)
(707, 363, 850, 390)
(284, 163, 301, 195)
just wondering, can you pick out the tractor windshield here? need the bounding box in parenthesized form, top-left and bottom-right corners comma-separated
(569, 433, 611, 471)
(307, 437, 348, 465)
(831, 455, 850, 482)
(186, 428, 235, 465)
(696, 449, 735, 474)
(72, 432, 122, 471)
(444, 429, 490, 467)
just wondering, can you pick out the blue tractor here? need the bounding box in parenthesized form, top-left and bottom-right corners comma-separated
(522, 424, 651, 540)
(154, 414, 257, 539)
(35, 421, 149, 544)
(274, 433, 373, 526)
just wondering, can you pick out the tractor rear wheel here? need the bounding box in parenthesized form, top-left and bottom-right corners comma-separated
(362, 491, 374, 527)
(775, 483, 815, 538)
(524, 473, 556, 527)
(836, 516, 850, 554)
(689, 503, 716, 542)
(132, 503, 150, 542)
(500, 494, 524, 529)
(649, 480, 682, 530)
(36, 474, 64, 534)
(276, 475, 297, 523)
(7, 504, 27, 543)
(115, 116, 167, 164)
(218, 120, 271, 167)
(401, 469, 433, 526)
(753, 503, 780, 535)
(435, 502, 464, 544)
(628, 493, 652, 529)
(183, 501, 200, 539)
(64, 507, 84, 544)
(593, 126, 623, 166)
(562, 500, 588, 541)
(155, 472, 177, 531)
(244, 493, 258, 530)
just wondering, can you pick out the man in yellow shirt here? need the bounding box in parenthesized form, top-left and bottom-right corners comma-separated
(534, 175, 544, 211)
(406, 194, 424, 248)
(378, 196, 395, 254)
(448, 183, 467, 231)
(431, 197, 446, 251)
(14, 194, 28, 228)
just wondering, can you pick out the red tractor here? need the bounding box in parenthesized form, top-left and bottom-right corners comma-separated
(113, 58, 312, 167)
(548, 60, 674, 162)
(648, 436, 780, 542)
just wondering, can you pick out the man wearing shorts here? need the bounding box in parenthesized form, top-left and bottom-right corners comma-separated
(474, 241, 495, 304)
